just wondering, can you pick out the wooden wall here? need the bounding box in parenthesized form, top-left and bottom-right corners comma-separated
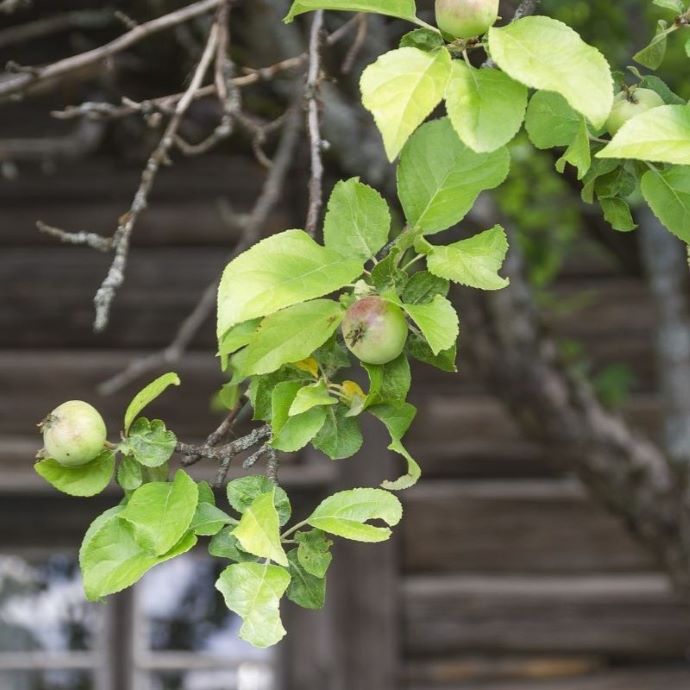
(2, 141, 690, 689)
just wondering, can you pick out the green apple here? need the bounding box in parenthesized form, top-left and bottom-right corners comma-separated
(435, 0, 499, 39)
(605, 88, 664, 136)
(341, 296, 408, 365)
(40, 400, 107, 467)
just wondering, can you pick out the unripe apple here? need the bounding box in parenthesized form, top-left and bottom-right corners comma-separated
(435, 0, 499, 39)
(40, 400, 107, 467)
(605, 88, 664, 136)
(341, 296, 408, 365)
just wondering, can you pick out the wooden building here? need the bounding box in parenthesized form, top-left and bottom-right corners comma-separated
(2, 115, 690, 689)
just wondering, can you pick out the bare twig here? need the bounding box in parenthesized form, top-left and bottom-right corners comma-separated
(304, 10, 325, 238)
(37, 221, 112, 252)
(265, 447, 280, 484)
(98, 105, 302, 394)
(92, 20, 220, 332)
(341, 14, 368, 74)
(243, 443, 270, 469)
(0, 0, 223, 100)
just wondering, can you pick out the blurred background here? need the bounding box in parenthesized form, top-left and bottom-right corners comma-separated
(2, 1, 690, 689)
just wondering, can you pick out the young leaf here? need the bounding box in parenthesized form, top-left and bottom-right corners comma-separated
(190, 502, 236, 537)
(599, 198, 637, 233)
(369, 402, 421, 490)
(80, 509, 196, 600)
(445, 61, 528, 153)
(307, 488, 403, 542)
(120, 418, 176, 468)
(233, 490, 288, 566)
(639, 75, 686, 105)
(217, 230, 363, 338)
(424, 225, 510, 290)
(238, 300, 344, 377)
(35, 450, 115, 497)
(285, 0, 417, 23)
(524, 91, 582, 150)
(555, 118, 591, 179)
(597, 105, 690, 165)
(364, 352, 411, 407)
(633, 20, 670, 70)
(286, 549, 325, 610)
(270, 381, 328, 452)
(488, 16, 613, 129)
(124, 372, 180, 434)
(215, 562, 291, 648)
(401, 271, 449, 305)
(401, 295, 459, 356)
(400, 28, 446, 51)
(397, 118, 510, 234)
(120, 469, 199, 556)
(116, 455, 143, 492)
(653, 0, 685, 11)
(227, 475, 292, 526)
(641, 167, 690, 243)
(295, 529, 333, 579)
(218, 318, 261, 369)
(323, 178, 391, 261)
(313, 404, 364, 459)
(407, 334, 457, 372)
(209, 528, 259, 563)
(360, 47, 452, 161)
(289, 381, 338, 416)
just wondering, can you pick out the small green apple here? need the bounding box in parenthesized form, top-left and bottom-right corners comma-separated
(605, 88, 664, 136)
(435, 0, 499, 39)
(40, 400, 107, 467)
(341, 296, 408, 365)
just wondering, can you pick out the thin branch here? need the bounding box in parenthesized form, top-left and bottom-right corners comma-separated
(0, 0, 223, 99)
(341, 14, 368, 74)
(37, 221, 112, 252)
(98, 105, 302, 394)
(92, 19, 220, 332)
(304, 10, 325, 238)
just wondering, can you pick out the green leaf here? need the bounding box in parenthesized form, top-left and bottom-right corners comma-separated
(190, 502, 235, 537)
(227, 476, 292, 526)
(285, 0, 417, 23)
(369, 402, 420, 490)
(233, 490, 288, 566)
(653, 0, 685, 11)
(286, 549, 325, 610)
(397, 118, 510, 234)
(323, 178, 391, 261)
(597, 105, 690, 165)
(197, 480, 215, 505)
(217, 230, 363, 338)
(120, 469, 199, 556)
(295, 529, 333, 578)
(360, 47, 452, 161)
(307, 488, 403, 542)
(364, 352, 411, 407)
(312, 404, 364, 459)
(401, 295, 458, 356)
(581, 158, 620, 203)
(35, 450, 114, 497)
(633, 20, 670, 70)
(599, 197, 637, 232)
(407, 334, 457, 371)
(289, 381, 338, 416)
(445, 61, 528, 153)
(594, 165, 637, 200)
(270, 381, 328, 452)
(555, 118, 591, 179)
(124, 372, 180, 434)
(209, 528, 259, 563)
(425, 225, 510, 290)
(215, 562, 291, 648)
(238, 300, 344, 377)
(218, 319, 261, 370)
(488, 16, 613, 129)
(80, 509, 196, 600)
(248, 368, 305, 422)
(641, 166, 690, 243)
(401, 271, 449, 305)
(400, 28, 446, 51)
(120, 418, 176, 468)
(639, 75, 686, 105)
(116, 455, 143, 492)
(524, 91, 583, 150)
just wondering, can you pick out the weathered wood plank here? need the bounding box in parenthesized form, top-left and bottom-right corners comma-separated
(403, 575, 690, 659)
(407, 666, 690, 690)
(402, 480, 656, 574)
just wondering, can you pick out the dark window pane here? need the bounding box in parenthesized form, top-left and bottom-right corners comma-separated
(0, 670, 93, 690)
(138, 555, 273, 663)
(0, 554, 100, 653)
